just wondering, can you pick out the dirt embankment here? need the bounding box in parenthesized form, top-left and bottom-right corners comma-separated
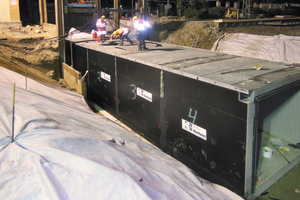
(0, 23, 67, 88)
(148, 17, 300, 50)
(148, 17, 223, 49)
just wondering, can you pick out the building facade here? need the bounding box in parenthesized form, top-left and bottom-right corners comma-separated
(0, 0, 20, 23)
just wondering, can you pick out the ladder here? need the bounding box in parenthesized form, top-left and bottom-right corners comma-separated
(191, 36, 200, 48)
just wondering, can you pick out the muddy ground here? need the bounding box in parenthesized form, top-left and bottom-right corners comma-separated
(1, 20, 300, 89)
(0, 24, 66, 88)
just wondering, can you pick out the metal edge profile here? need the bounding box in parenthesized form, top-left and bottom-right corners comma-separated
(251, 72, 300, 98)
(244, 101, 256, 199)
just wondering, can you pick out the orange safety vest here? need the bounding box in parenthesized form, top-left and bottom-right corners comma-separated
(96, 18, 107, 28)
(114, 28, 129, 36)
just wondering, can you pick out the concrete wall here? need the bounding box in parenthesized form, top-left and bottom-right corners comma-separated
(120, 19, 134, 28)
(0, 0, 20, 22)
(63, 63, 87, 98)
(0, 0, 11, 22)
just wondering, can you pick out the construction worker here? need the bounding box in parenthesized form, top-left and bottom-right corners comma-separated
(96, 15, 107, 42)
(110, 28, 133, 46)
(133, 16, 150, 50)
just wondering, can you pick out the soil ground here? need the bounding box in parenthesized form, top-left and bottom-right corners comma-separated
(0, 24, 67, 88)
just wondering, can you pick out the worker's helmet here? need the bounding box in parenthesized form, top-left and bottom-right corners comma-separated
(101, 15, 105, 18)
(133, 16, 138, 20)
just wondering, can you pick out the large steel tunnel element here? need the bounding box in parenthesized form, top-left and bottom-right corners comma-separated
(65, 40, 248, 196)
(65, 38, 300, 199)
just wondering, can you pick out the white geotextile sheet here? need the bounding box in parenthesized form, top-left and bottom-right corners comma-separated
(212, 33, 300, 64)
(0, 67, 242, 200)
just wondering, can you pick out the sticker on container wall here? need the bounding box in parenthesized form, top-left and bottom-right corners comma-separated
(11, 0, 17, 5)
(137, 87, 152, 102)
(182, 119, 207, 141)
(101, 71, 111, 82)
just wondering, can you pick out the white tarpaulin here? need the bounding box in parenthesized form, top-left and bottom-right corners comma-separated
(212, 33, 300, 64)
(0, 67, 242, 200)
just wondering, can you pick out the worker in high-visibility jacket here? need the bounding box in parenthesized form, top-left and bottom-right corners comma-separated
(133, 16, 150, 50)
(110, 28, 133, 46)
(96, 15, 107, 42)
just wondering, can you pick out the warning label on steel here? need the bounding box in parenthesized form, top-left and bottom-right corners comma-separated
(182, 119, 207, 141)
(101, 71, 111, 82)
(137, 87, 152, 102)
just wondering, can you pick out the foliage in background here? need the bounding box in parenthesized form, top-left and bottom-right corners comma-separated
(188, 0, 209, 19)
(252, 8, 264, 15)
(176, 0, 185, 17)
(269, 8, 282, 16)
(183, 8, 199, 19)
(190, 0, 208, 10)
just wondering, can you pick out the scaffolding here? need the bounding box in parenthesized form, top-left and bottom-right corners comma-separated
(242, 0, 252, 18)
